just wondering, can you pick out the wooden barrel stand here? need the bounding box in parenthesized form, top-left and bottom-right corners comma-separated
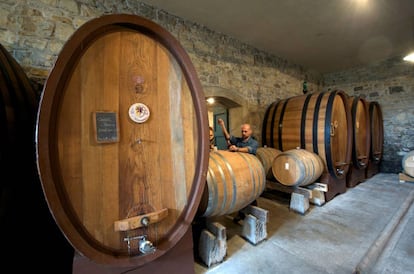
(73, 227, 195, 274)
(365, 160, 380, 179)
(346, 167, 367, 188)
(320, 172, 347, 202)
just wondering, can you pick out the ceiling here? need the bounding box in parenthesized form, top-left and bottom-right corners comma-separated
(140, 0, 414, 73)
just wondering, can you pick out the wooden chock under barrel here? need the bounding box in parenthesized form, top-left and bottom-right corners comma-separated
(198, 222, 227, 267)
(240, 205, 268, 245)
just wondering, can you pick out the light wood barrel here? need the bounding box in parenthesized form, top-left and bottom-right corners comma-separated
(368, 101, 384, 164)
(198, 150, 266, 217)
(255, 147, 282, 179)
(348, 96, 370, 169)
(35, 14, 209, 267)
(271, 148, 324, 186)
(262, 90, 352, 179)
(402, 151, 414, 177)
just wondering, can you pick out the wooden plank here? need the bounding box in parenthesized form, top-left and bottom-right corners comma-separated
(114, 208, 168, 231)
(307, 182, 328, 192)
(241, 206, 268, 245)
(290, 192, 309, 215)
(198, 223, 227, 267)
(399, 173, 414, 183)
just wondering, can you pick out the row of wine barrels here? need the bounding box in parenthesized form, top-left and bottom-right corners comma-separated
(255, 146, 282, 179)
(368, 101, 384, 164)
(262, 90, 352, 179)
(35, 14, 209, 267)
(198, 150, 266, 217)
(0, 43, 74, 271)
(348, 96, 370, 169)
(402, 151, 414, 177)
(271, 148, 324, 187)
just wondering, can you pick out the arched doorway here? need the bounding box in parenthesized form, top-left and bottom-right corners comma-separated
(206, 96, 242, 149)
(205, 86, 265, 149)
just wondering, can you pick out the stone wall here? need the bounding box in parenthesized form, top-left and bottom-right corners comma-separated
(1, 0, 411, 173)
(323, 56, 414, 173)
(0, 0, 321, 140)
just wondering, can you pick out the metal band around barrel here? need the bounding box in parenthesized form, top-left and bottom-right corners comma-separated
(325, 91, 337, 178)
(269, 101, 281, 148)
(217, 152, 237, 214)
(300, 94, 313, 149)
(204, 154, 223, 217)
(238, 153, 257, 203)
(278, 98, 290, 151)
(262, 101, 275, 147)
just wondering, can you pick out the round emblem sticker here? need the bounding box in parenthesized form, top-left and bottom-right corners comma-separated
(128, 103, 150, 123)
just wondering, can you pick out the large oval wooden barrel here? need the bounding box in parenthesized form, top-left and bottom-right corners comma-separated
(198, 150, 266, 217)
(271, 148, 324, 186)
(0, 44, 74, 271)
(348, 96, 370, 169)
(368, 101, 384, 164)
(255, 146, 282, 179)
(35, 14, 209, 267)
(262, 90, 352, 179)
(402, 151, 414, 177)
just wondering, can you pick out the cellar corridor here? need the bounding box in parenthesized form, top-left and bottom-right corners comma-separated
(194, 173, 414, 274)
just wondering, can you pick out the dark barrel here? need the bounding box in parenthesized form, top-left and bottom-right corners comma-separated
(35, 14, 209, 267)
(0, 43, 74, 272)
(262, 90, 352, 179)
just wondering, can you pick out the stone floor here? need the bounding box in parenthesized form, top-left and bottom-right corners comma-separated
(194, 173, 414, 274)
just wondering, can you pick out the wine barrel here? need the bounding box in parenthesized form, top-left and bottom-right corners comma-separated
(0, 43, 74, 271)
(368, 101, 384, 164)
(35, 14, 209, 267)
(255, 146, 282, 179)
(262, 90, 352, 179)
(402, 151, 414, 177)
(198, 150, 266, 217)
(271, 148, 324, 186)
(348, 96, 370, 169)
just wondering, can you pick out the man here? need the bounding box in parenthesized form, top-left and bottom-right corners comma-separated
(217, 118, 258, 155)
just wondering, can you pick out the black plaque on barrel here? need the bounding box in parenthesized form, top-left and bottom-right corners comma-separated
(94, 111, 119, 143)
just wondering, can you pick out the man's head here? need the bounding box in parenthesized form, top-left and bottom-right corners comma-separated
(209, 126, 214, 141)
(241, 124, 252, 140)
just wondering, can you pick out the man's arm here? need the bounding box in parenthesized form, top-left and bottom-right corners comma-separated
(217, 118, 231, 141)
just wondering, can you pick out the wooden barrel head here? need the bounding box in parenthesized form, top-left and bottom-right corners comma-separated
(35, 14, 209, 267)
(348, 96, 370, 169)
(402, 151, 414, 177)
(272, 148, 324, 186)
